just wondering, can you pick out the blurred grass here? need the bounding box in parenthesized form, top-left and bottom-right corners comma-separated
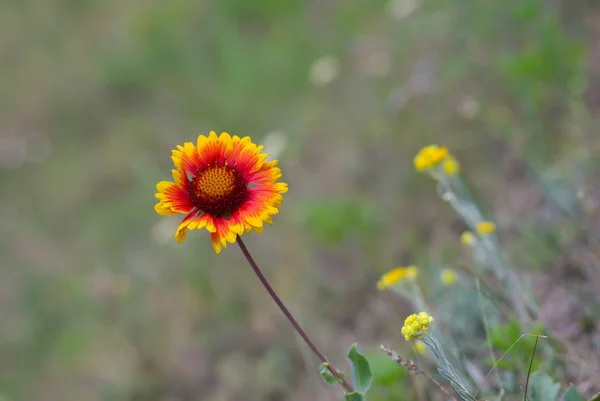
(0, 0, 598, 400)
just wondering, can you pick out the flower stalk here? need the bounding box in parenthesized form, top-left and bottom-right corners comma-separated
(236, 235, 354, 394)
(421, 333, 477, 401)
(401, 312, 476, 401)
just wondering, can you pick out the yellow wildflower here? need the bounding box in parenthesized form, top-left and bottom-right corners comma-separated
(414, 145, 448, 171)
(413, 341, 427, 355)
(440, 268, 457, 286)
(476, 221, 496, 235)
(377, 266, 418, 291)
(401, 311, 434, 341)
(443, 154, 460, 175)
(460, 231, 474, 246)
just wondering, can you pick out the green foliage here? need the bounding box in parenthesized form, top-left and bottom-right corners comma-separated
(347, 344, 373, 395)
(528, 371, 561, 401)
(304, 199, 376, 244)
(499, 13, 585, 111)
(486, 320, 545, 371)
(319, 363, 343, 386)
(511, 0, 541, 22)
(319, 346, 374, 397)
(344, 392, 364, 401)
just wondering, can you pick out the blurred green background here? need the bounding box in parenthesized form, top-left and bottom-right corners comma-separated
(1, 0, 599, 400)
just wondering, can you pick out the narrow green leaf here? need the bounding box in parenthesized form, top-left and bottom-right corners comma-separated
(588, 393, 600, 401)
(528, 371, 560, 401)
(562, 386, 586, 401)
(344, 392, 365, 401)
(347, 343, 373, 394)
(319, 363, 339, 386)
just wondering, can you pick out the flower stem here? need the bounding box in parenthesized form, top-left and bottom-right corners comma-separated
(236, 235, 354, 394)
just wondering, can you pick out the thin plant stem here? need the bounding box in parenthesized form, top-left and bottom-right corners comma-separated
(410, 282, 431, 313)
(236, 235, 354, 394)
(523, 334, 540, 401)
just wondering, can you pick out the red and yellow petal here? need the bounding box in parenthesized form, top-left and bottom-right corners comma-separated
(226, 137, 263, 173)
(187, 213, 210, 231)
(171, 169, 186, 186)
(235, 149, 268, 177)
(223, 184, 287, 233)
(154, 202, 176, 216)
(197, 130, 220, 152)
(174, 211, 198, 244)
(227, 213, 247, 236)
(154, 180, 194, 215)
(209, 217, 238, 253)
(178, 142, 199, 163)
(247, 166, 282, 185)
(196, 132, 235, 167)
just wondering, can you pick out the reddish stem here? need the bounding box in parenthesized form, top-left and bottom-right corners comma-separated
(236, 235, 354, 393)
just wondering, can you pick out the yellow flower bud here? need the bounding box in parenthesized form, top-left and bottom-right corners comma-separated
(460, 231, 474, 246)
(476, 221, 496, 235)
(414, 145, 448, 171)
(413, 341, 427, 355)
(443, 154, 460, 175)
(440, 268, 457, 286)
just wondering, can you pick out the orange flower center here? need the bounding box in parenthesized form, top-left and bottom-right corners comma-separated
(191, 165, 248, 217)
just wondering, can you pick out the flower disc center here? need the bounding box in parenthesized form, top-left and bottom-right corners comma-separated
(191, 165, 248, 217)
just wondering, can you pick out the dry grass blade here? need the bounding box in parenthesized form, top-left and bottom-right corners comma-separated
(380, 344, 459, 401)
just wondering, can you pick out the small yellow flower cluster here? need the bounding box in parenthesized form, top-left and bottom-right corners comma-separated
(401, 311, 434, 341)
(443, 154, 460, 175)
(440, 268, 457, 286)
(461, 221, 496, 247)
(460, 231, 475, 246)
(476, 221, 496, 235)
(377, 266, 418, 291)
(413, 341, 427, 355)
(414, 145, 447, 171)
(414, 145, 460, 175)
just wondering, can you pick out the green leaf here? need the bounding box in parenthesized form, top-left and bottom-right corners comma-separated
(319, 363, 342, 386)
(589, 393, 600, 401)
(344, 392, 365, 401)
(562, 386, 586, 401)
(528, 371, 560, 401)
(347, 344, 373, 394)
